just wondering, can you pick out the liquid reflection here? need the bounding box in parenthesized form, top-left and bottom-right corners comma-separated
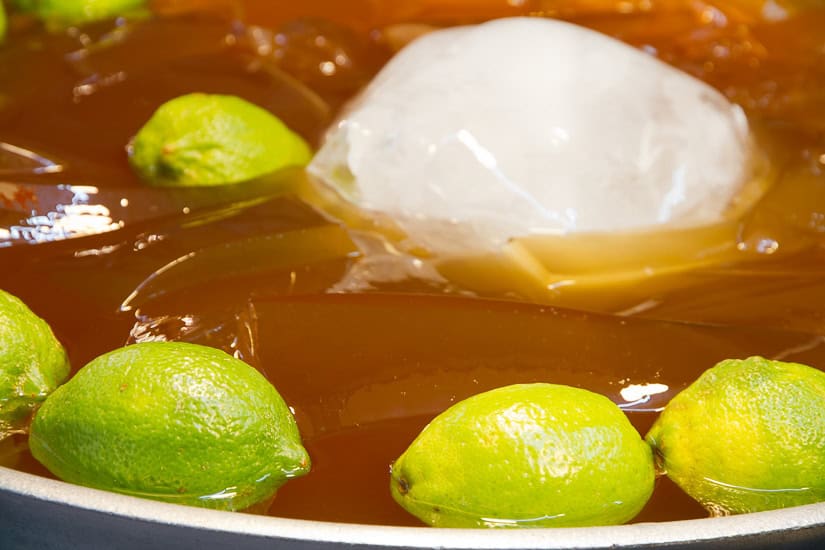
(129, 302, 260, 368)
(0, 184, 121, 246)
(1, 0, 825, 528)
(619, 383, 670, 412)
(0, 142, 64, 176)
(702, 476, 825, 517)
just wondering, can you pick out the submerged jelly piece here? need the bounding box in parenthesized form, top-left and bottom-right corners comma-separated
(647, 356, 825, 515)
(391, 383, 655, 528)
(29, 341, 310, 511)
(120, 224, 359, 311)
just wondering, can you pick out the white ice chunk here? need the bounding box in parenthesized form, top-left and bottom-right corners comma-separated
(309, 18, 752, 255)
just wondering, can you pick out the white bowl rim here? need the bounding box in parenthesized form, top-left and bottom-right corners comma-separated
(3, 464, 825, 549)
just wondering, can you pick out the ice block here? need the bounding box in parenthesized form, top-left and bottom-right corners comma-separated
(309, 17, 753, 255)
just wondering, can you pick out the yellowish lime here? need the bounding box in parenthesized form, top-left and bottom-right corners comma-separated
(129, 93, 312, 187)
(647, 356, 825, 515)
(29, 341, 309, 511)
(25, 0, 147, 27)
(0, 3, 6, 42)
(391, 383, 655, 528)
(0, 289, 70, 438)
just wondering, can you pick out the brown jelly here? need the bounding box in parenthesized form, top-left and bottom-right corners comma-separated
(1, 0, 824, 526)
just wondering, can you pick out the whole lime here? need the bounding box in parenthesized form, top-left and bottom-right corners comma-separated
(647, 356, 825, 515)
(391, 383, 655, 528)
(27, 0, 147, 27)
(29, 341, 309, 511)
(129, 93, 312, 187)
(0, 289, 70, 438)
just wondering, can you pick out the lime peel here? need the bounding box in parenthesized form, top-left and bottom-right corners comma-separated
(647, 356, 825, 515)
(129, 93, 312, 187)
(0, 289, 70, 439)
(29, 341, 309, 511)
(24, 0, 148, 28)
(391, 383, 655, 528)
(0, 3, 7, 43)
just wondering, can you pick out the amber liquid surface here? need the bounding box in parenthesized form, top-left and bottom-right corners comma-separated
(1, 0, 825, 527)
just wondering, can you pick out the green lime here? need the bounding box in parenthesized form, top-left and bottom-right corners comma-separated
(29, 341, 310, 511)
(10, 0, 38, 12)
(128, 93, 312, 187)
(0, 3, 6, 43)
(647, 356, 825, 515)
(391, 383, 655, 528)
(25, 0, 147, 27)
(0, 289, 70, 438)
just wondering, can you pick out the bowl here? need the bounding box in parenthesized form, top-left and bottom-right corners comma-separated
(4, 465, 825, 549)
(2, 1, 825, 548)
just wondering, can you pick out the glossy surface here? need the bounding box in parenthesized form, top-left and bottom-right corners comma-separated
(391, 384, 655, 527)
(1, 0, 824, 530)
(648, 357, 825, 515)
(29, 341, 309, 510)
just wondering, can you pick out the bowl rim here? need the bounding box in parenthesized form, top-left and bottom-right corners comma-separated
(3, 464, 825, 549)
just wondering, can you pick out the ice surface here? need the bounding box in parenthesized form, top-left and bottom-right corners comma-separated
(309, 18, 753, 255)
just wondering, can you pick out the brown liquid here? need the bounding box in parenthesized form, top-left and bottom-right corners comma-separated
(1, 0, 825, 526)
